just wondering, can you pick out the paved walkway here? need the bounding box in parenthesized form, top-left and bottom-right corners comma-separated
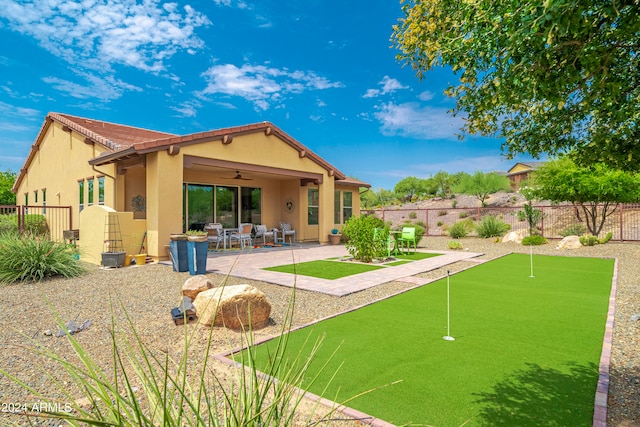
(204, 245, 484, 296)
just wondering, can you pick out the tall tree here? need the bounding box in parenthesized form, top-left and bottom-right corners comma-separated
(531, 158, 640, 236)
(392, 0, 640, 170)
(0, 169, 17, 205)
(394, 176, 430, 202)
(454, 171, 511, 207)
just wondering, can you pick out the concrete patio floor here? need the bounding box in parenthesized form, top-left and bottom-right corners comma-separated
(204, 244, 484, 296)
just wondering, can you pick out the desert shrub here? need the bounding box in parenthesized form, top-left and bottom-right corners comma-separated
(560, 224, 587, 237)
(448, 221, 471, 239)
(342, 215, 387, 262)
(447, 240, 463, 250)
(451, 199, 458, 208)
(438, 210, 448, 216)
(522, 235, 548, 245)
(0, 233, 85, 283)
(599, 231, 613, 244)
(436, 221, 444, 227)
(459, 211, 468, 219)
(476, 216, 511, 238)
(580, 235, 599, 246)
(409, 211, 417, 219)
(0, 214, 48, 236)
(0, 214, 17, 234)
(517, 210, 526, 221)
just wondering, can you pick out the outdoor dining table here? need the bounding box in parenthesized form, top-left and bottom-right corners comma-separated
(390, 230, 404, 255)
(221, 228, 238, 251)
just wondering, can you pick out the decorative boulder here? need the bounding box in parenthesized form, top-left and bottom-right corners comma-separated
(193, 284, 271, 330)
(502, 231, 524, 244)
(182, 275, 214, 300)
(556, 235, 582, 250)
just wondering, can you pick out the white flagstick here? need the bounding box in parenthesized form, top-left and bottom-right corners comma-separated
(529, 243, 535, 278)
(443, 270, 455, 341)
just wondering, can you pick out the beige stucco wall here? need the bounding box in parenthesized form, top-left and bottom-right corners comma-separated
(14, 121, 118, 229)
(79, 205, 147, 265)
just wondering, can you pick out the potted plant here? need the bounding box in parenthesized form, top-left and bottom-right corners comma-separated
(185, 230, 208, 275)
(186, 230, 207, 242)
(328, 228, 342, 245)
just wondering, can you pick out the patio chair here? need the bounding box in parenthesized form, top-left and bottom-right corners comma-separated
(279, 222, 296, 244)
(397, 227, 417, 254)
(254, 224, 276, 245)
(206, 226, 226, 251)
(373, 227, 392, 257)
(230, 223, 253, 249)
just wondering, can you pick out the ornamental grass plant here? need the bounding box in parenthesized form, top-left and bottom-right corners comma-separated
(0, 231, 85, 284)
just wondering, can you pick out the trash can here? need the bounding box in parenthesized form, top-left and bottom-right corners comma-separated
(187, 240, 208, 275)
(170, 239, 189, 272)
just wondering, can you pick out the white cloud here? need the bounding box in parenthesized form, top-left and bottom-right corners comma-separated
(363, 75, 408, 98)
(42, 72, 142, 101)
(0, 0, 210, 73)
(373, 102, 465, 140)
(418, 90, 435, 101)
(198, 63, 343, 110)
(0, 101, 40, 120)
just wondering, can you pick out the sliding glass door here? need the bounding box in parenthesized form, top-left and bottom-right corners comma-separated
(215, 186, 238, 228)
(183, 184, 261, 231)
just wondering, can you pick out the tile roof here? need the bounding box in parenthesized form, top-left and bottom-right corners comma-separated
(13, 112, 365, 191)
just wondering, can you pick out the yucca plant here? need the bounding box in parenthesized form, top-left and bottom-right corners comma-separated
(0, 232, 85, 283)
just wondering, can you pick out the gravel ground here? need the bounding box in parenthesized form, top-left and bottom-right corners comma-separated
(0, 237, 638, 426)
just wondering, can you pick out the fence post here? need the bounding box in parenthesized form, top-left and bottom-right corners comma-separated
(619, 204, 623, 241)
(425, 209, 429, 235)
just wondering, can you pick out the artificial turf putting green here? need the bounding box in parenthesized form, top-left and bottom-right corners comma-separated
(264, 259, 384, 280)
(250, 254, 614, 426)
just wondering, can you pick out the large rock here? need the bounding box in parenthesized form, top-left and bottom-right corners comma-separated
(193, 285, 271, 330)
(502, 231, 524, 244)
(557, 235, 582, 250)
(182, 275, 215, 300)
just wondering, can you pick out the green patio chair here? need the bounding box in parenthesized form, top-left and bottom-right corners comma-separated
(398, 227, 417, 254)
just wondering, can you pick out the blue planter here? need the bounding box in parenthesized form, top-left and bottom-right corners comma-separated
(187, 240, 208, 275)
(170, 239, 189, 272)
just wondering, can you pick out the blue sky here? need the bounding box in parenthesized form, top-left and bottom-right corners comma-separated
(0, 0, 538, 190)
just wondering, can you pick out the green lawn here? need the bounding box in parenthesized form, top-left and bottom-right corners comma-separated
(263, 252, 441, 280)
(251, 254, 614, 426)
(264, 259, 384, 280)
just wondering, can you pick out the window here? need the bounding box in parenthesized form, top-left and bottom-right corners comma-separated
(42, 188, 46, 213)
(343, 191, 353, 223)
(87, 177, 94, 205)
(98, 176, 105, 204)
(334, 191, 341, 224)
(308, 188, 319, 225)
(78, 180, 84, 212)
(34, 190, 38, 203)
(24, 193, 28, 206)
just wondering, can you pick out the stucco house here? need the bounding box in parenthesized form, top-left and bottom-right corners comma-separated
(506, 161, 545, 190)
(12, 113, 369, 264)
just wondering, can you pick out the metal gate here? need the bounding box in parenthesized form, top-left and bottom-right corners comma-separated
(0, 205, 73, 241)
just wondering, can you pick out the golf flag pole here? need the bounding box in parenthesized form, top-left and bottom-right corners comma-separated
(443, 270, 455, 341)
(529, 243, 535, 278)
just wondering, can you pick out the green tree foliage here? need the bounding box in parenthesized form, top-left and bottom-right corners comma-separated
(531, 158, 640, 236)
(394, 176, 430, 202)
(0, 169, 17, 205)
(430, 171, 458, 198)
(454, 171, 511, 207)
(392, 0, 640, 170)
(361, 188, 396, 208)
(342, 215, 387, 262)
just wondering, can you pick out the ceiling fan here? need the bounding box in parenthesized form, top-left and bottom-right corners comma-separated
(221, 170, 253, 181)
